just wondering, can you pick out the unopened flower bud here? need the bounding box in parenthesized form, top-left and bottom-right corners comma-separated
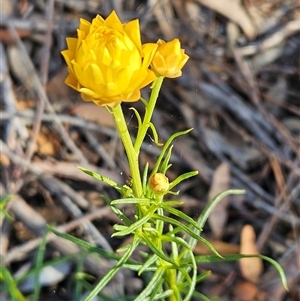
(149, 173, 169, 194)
(151, 39, 189, 78)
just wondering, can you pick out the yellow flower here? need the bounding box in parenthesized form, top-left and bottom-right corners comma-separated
(61, 11, 158, 107)
(151, 39, 189, 78)
(149, 173, 169, 194)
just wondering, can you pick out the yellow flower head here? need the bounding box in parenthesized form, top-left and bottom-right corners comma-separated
(149, 173, 169, 194)
(151, 39, 189, 78)
(61, 11, 158, 107)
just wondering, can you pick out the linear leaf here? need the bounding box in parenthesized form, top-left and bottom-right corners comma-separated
(140, 233, 179, 267)
(149, 122, 163, 146)
(111, 198, 151, 205)
(134, 268, 165, 301)
(151, 129, 193, 176)
(112, 213, 152, 237)
(160, 204, 202, 231)
(169, 171, 199, 190)
(83, 235, 141, 301)
(152, 214, 222, 258)
(78, 166, 125, 195)
(195, 254, 288, 290)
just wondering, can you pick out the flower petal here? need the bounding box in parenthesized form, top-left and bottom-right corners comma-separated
(61, 11, 158, 107)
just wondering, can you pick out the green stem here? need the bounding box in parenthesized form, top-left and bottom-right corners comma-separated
(157, 208, 177, 301)
(167, 269, 177, 301)
(112, 104, 143, 197)
(134, 76, 164, 153)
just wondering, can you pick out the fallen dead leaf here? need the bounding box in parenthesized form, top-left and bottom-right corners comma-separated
(207, 162, 230, 239)
(196, 0, 257, 39)
(239, 225, 263, 283)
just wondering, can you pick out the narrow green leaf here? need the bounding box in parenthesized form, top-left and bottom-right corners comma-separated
(160, 204, 202, 231)
(155, 207, 164, 237)
(160, 235, 191, 250)
(77, 166, 131, 196)
(181, 249, 198, 301)
(48, 226, 134, 262)
(148, 277, 166, 301)
(178, 266, 192, 288)
(149, 122, 163, 146)
(134, 268, 165, 301)
(113, 225, 128, 231)
(123, 263, 156, 272)
(101, 195, 132, 226)
(78, 166, 118, 186)
(151, 129, 193, 176)
(0, 194, 14, 221)
(32, 230, 48, 301)
(198, 189, 246, 229)
(78, 166, 125, 195)
(169, 224, 179, 260)
(140, 233, 179, 267)
(169, 171, 199, 190)
(188, 189, 245, 251)
(160, 145, 173, 174)
(152, 290, 173, 300)
(152, 214, 222, 258)
(74, 255, 85, 301)
(83, 235, 141, 301)
(112, 212, 152, 237)
(1, 267, 27, 301)
(129, 107, 142, 128)
(195, 271, 211, 283)
(142, 162, 149, 193)
(140, 97, 149, 106)
(195, 254, 288, 290)
(111, 198, 151, 205)
(162, 200, 184, 207)
(138, 254, 158, 275)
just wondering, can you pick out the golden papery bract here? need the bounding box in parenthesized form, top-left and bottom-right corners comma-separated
(149, 173, 169, 194)
(61, 11, 157, 107)
(151, 39, 189, 78)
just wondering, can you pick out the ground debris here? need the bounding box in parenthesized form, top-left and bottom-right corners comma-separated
(1, 1, 299, 300)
